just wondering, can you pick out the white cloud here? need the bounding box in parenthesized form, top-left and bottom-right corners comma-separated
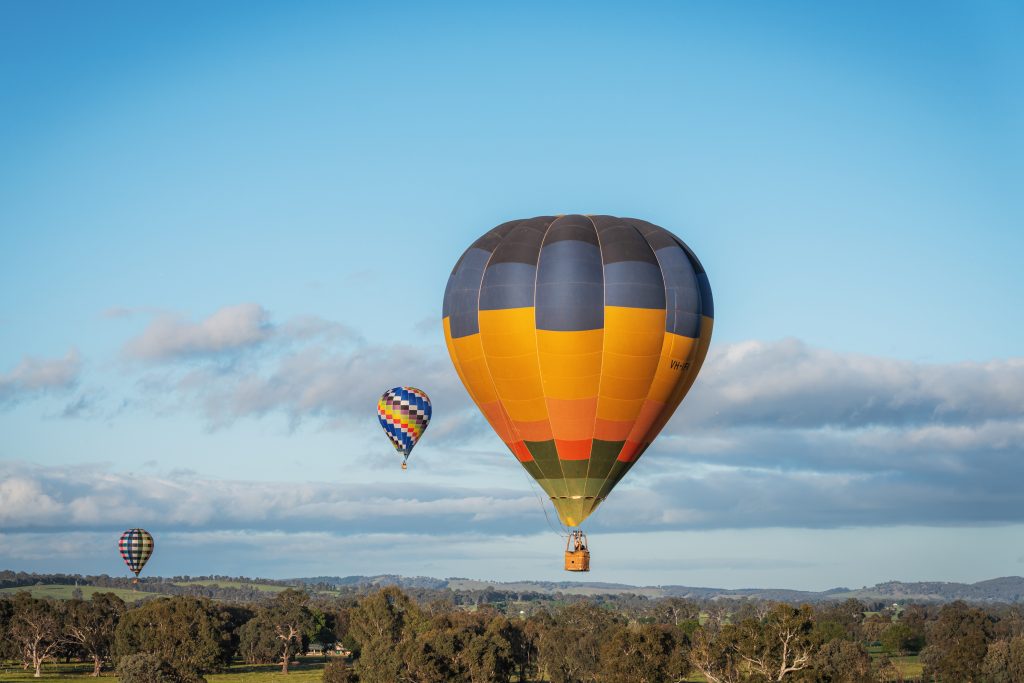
(0, 348, 81, 407)
(123, 303, 274, 361)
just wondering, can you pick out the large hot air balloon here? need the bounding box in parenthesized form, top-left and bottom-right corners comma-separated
(119, 528, 154, 584)
(442, 215, 713, 567)
(377, 387, 432, 469)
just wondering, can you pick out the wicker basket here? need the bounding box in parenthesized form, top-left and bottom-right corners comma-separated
(564, 549, 590, 572)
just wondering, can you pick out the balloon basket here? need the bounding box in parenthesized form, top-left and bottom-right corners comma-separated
(564, 530, 590, 572)
(401, 462, 408, 470)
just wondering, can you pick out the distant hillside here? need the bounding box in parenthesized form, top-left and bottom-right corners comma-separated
(5, 570, 1024, 604)
(294, 575, 1024, 604)
(825, 577, 1024, 603)
(297, 574, 448, 590)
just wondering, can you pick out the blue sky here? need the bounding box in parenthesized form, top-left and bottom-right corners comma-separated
(1, 0, 1023, 589)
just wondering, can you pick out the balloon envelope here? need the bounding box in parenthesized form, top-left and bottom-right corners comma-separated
(377, 387, 432, 459)
(442, 215, 713, 526)
(119, 528, 154, 577)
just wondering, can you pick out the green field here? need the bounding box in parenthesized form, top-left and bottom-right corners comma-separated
(888, 654, 924, 679)
(173, 580, 291, 593)
(867, 645, 923, 680)
(0, 661, 327, 682)
(0, 659, 898, 683)
(0, 585, 152, 602)
(0, 581, 304, 602)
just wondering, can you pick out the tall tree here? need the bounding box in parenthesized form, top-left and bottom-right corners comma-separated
(8, 592, 65, 678)
(267, 589, 317, 674)
(921, 601, 992, 683)
(812, 639, 873, 683)
(651, 598, 701, 627)
(536, 602, 620, 683)
(814, 599, 867, 643)
(982, 636, 1024, 683)
(237, 614, 281, 665)
(735, 604, 815, 681)
(349, 586, 424, 683)
(466, 614, 518, 683)
(600, 623, 675, 683)
(65, 592, 125, 676)
(114, 596, 233, 676)
(688, 625, 743, 683)
(0, 598, 17, 661)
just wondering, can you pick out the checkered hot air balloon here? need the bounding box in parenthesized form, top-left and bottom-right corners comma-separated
(118, 528, 154, 583)
(377, 387, 432, 470)
(442, 216, 713, 530)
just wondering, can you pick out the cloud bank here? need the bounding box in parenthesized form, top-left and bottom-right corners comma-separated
(0, 462, 536, 536)
(8, 305, 1024, 543)
(673, 338, 1024, 430)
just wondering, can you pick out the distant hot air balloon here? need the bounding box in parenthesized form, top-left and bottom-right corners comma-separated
(119, 528, 154, 584)
(377, 387, 432, 470)
(442, 216, 713, 569)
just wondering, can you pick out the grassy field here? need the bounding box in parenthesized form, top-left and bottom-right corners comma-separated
(888, 654, 924, 679)
(0, 661, 327, 682)
(0, 585, 152, 602)
(0, 641, 918, 683)
(0, 662, 900, 683)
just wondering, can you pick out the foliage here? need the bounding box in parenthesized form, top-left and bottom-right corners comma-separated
(114, 596, 235, 675)
(981, 635, 1024, 682)
(0, 594, 16, 660)
(535, 601, 620, 683)
(879, 622, 922, 656)
(812, 639, 873, 683)
(237, 589, 318, 673)
(688, 624, 744, 683)
(8, 591, 66, 678)
(600, 623, 677, 683)
(117, 653, 207, 683)
(322, 658, 359, 683)
(238, 613, 282, 665)
(349, 586, 424, 683)
(15, 577, 1024, 683)
(920, 600, 992, 682)
(65, 592, 125, 675)
(736, 604, 816, 680)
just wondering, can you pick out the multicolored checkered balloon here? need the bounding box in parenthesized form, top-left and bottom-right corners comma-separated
(119, 528, 154, 579)
(377, 386, 432, 468)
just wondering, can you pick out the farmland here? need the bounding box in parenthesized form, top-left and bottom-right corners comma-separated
(0, 586, 149, 602)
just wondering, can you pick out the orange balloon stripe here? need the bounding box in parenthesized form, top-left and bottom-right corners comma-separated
(506, 440, 533, 462)
(617, 440, 643, 462)
(554, 438, 592, 460)
(510, 418, 554, 442)
(545, 397, 598, 441)
(593, 417, 634, 442)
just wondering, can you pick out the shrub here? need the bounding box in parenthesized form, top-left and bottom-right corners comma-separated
(323, 658, 359, 683)
(117, 653, 207, 683)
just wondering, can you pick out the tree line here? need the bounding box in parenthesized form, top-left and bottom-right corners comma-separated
(3, 586, 1024, 681)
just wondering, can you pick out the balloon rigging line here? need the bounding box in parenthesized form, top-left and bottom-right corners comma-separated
(518, 465, 570, 539)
